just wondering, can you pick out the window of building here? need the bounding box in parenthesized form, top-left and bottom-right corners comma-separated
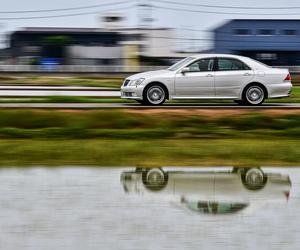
(217, 58, 251, 71)
(256, 53, 277, 60)
(233, 29, 252, 36)
(257, 29, 275, 36)
(281, 29, 297, 36)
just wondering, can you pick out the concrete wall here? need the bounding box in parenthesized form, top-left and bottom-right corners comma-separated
(67, 45, 123, 59)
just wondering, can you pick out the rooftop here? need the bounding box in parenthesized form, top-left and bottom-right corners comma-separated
(213, 19, 300, 31)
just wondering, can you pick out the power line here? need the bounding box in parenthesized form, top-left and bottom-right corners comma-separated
(0, 0, 132, 14)
(152, 0, 300, 10)
(2, 0, 299, 14)
(0, 5, 135, 20)
(153, 4, 300, 15)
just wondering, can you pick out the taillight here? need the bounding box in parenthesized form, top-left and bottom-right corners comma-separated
(285, 73, 292, 81)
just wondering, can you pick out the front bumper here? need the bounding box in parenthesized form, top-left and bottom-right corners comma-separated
(121, 85, 144, 100)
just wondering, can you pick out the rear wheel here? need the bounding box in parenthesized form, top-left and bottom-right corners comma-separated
(242, 85, 266, 105)
(144, 84, 166, 106)
(142, 168, 168, 191)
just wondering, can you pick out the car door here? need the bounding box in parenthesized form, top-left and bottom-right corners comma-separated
(172, 171, 215, 201)
(214, 58, 254, 98)
(174, 58, 215, 97)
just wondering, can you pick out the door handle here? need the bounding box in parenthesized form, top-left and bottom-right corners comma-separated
(243, 73, 252, 76)
(206, 74, 214, 77)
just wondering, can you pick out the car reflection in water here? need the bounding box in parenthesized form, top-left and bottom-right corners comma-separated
(121, 167, 291, 215)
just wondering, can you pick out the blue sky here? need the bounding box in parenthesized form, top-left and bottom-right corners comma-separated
(1, 0, 300, 49)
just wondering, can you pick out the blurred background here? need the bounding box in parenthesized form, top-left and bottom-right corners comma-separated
(2, 0, 300, 74)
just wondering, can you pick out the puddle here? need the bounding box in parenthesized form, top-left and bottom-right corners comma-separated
(0, 166, 298, 250)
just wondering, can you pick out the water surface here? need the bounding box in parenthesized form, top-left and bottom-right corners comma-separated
(0, 166, 298, 250)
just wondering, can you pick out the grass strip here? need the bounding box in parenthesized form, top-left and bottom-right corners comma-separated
(0, 109, 299, 139)
(0, 139, 299, 166)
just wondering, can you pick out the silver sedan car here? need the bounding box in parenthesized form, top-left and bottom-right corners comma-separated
(121, 54, 293, 105)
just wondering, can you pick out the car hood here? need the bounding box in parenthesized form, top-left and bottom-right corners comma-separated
(127, 70, 172, 80)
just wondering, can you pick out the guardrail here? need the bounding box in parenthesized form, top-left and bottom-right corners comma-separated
(0, 65, 300, 73)
(0, 65, 166, 73)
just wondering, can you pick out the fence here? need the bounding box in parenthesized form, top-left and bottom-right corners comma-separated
(0, 65, 165, 74)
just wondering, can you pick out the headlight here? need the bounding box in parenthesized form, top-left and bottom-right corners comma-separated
(128, 78, 145, 86)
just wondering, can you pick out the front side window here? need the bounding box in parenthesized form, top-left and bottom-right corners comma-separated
(187, 58, 214, 72)
(217, 58, 251, 71)
(168, 57, 195, 71)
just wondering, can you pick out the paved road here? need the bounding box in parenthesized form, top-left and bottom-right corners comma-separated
(0, 85, 117, 90)
(0, 85, 119, 97)
(0, 85, 299, 109)
(0, 103, 300, 109)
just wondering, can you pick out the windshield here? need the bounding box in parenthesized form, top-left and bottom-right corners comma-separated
(168, 57, 195, 71)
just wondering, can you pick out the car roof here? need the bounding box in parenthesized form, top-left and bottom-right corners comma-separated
(190, 54, 247, 60)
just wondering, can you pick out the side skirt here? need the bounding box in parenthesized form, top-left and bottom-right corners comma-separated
(171, 96, 239, 100)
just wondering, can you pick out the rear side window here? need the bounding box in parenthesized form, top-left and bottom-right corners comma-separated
(217, 58, 251, 71)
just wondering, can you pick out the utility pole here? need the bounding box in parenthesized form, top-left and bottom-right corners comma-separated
(137, 1, 154, 28)
(0, 23, 5, 49)
(136, 1, 155, 57)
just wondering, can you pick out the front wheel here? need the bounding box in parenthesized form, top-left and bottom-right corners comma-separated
(242, 85, 266, 105)
(144, 85, 166, 105)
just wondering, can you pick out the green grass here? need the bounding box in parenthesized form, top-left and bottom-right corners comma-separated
(0, 109, 299, 140)
(0, 110, 298, 166)
(0, 139, 299, 166)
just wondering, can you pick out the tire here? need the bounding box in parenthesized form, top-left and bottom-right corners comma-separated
(242, 84, 266, 105)
(241, 168, 267, 191)
(144, 84, 166, 106)
(142, 168, 168, 191)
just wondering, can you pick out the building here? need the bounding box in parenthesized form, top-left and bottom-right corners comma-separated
(213, 19, 300, 65)
(9, 27, 124, 65)
(3, 11, 192, 67)
(7, 26, 182, 67)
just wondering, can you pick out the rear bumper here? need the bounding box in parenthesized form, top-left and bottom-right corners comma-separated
(120, 86, 144, 100)
(267, 82, 293, 98)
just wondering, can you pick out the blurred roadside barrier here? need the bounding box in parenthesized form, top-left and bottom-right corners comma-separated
(273, 66, 300, 74)
(0, 65, 165, 73)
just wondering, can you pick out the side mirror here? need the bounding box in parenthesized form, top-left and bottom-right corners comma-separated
(181, 67, 190, 74)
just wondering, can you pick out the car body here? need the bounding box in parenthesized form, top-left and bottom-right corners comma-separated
(121, 54, 293, 105)
(121, 167, 291, 215)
